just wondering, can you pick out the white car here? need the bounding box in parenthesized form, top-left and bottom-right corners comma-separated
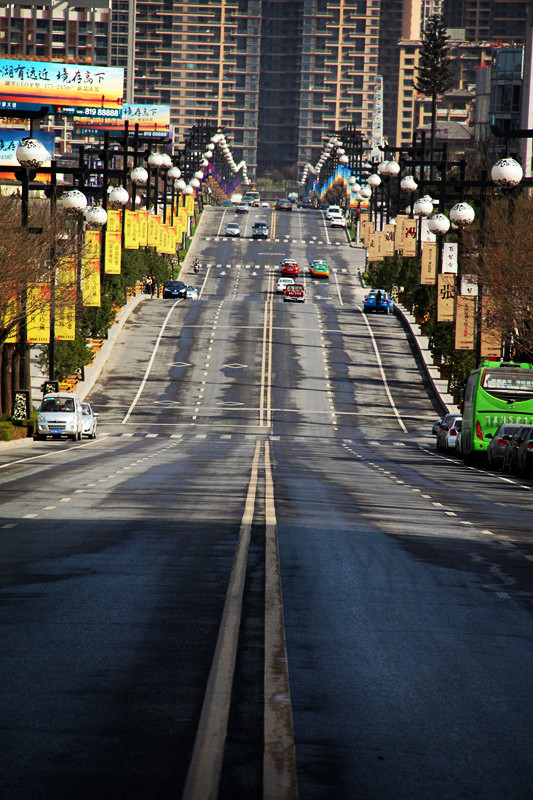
(276, 277, 295, 294)
(225, 222, 240, 237)
(81, 402, 98, 438)
(326, 204, 342, 219)
(185, 286, 199, 299)
(330, 213, 346, 227)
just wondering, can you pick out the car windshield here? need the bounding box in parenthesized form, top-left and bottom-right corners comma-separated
(166, 281, 185, 288)
(41, 397, 74, 413)
(482, 369, 533, 399)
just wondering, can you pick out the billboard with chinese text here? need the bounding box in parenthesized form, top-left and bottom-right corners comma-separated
(74, 104, 170, 138)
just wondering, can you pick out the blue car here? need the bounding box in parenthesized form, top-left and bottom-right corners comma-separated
(363, 289, 394, 314)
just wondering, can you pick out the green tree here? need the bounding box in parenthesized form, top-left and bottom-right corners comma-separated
(414, 15, 453, 169)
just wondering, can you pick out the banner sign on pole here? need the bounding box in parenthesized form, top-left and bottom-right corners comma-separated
(420, 241, 437, 285)
(442, 242, 458, 274)
(27, 283, 50, 343)
(480, 297, 502, 360)
(437, 273, 455, 322)
(455, 296, 476, 350)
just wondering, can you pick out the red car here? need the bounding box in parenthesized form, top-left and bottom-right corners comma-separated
(284, 283, 305, 302)
(280, 259, 299, 277)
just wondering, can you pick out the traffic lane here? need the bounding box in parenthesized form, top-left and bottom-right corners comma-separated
(273, 434, 533, 799)
(271, 299, 336, 439)
(0, 433, 260, 798)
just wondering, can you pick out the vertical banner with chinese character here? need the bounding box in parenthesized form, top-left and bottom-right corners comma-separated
(82, 230, 101, 306)
(82, 258, 101, 307)
(437, 273, 455, 322)
(480, 297, 502, 359)
(394, 215, 407, 252)
(124, 210, 139, 249)
(420, 241, 437, 285)
(27, 283, 51, 344)
(383, 224, 395, 257)
(107, 209, 122, 234)
(1, 287, 19, 343)
(58, 257, 76, 287)
(55, 289, 76, 340)
(442, 242, 458, 274)
(402, 220, 418, 257)
(148, 214, 161, 248)
(138, 210, 148, 247)
(185, 194, 195, 216)
(455, 296, 476, 350)
(105, 231, 122, 274)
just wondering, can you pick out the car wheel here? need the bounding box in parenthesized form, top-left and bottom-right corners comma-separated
(70, 433, 77, 441)
(33, 434, 44, 441)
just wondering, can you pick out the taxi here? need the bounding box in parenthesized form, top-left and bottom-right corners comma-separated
(310, 259, 329, 278)
(280, 259, 299, 277)
(284, 283, 305, 302)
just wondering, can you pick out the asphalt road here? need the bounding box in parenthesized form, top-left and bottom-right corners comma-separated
(1, 205, 532, 800)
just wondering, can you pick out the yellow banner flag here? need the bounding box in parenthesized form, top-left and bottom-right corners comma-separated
(107, 209, 122, 233)
(84, 229, 101, 262)
(27, 283, 50, 344)
(55, 288, 76, 341)
(185, 194, 195, 216)
(105, 231, 122, 274)
(58, 257, 76, 287)
(138, 210, 148, 247)
(2, 288, 19, 343)
(148, 214, 161, 248)
(124, 210, 140, 249)
(82, 259, 101, 307)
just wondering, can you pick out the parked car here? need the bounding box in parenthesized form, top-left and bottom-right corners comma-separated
(34, 393, 84, 441)
(436, 415, 462, 453)
(81, 402, 98, 439)
(502, 425, 532, 474)
(284, 283, 305, 302)
(431, 418, 443, 436)
(163, 280, 187, 298)
(514, 426, 533, 478)
(252, 220, 269, 239)
(225, 222, 241, 237)
(310, 259, 329, 278)
(363, 290, 394, 314)
(276, 199, 292, 211)
(485, 423, 522, 469)
(280, 259, 299, 277)
(276, 277, 295, 294)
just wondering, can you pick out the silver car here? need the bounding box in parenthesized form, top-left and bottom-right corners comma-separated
(81, 402, 99, 439)
(225, 222, 240, 237)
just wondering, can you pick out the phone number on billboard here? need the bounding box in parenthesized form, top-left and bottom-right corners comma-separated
(61, 107, 122, 118)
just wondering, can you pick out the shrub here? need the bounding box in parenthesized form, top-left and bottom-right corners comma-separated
(0, 421, 14, 441)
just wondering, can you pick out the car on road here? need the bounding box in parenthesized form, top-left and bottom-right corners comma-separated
(436, 415, 462, 454)
(310, 260, 329, 278)
(276, 199, 292, 211)
(261, 201, 270, 207)
(284, 283, 305, 302)
(185, 286, 199, 300)
(225, 222, 241, 237)
(81, 402, 98, 439)
(329, 213, 346, 228)
(280, 259, 299, 277)
(235, 202, 249, 213)
(35, 392, 84, 441)
(163, 280, 187, 298)
(276, 277, 295, 294)
(514, 426, 533, 477)
(363, 290, 394, 314)
(326, 204, 342, 219)
(432, 418, 443, 436)
(485, 423, 522, 469)
(502, 425, 532, 474)
(252, 220, 269, 239)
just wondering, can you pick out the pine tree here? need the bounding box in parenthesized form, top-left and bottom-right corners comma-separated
(414, 15, 454, 168)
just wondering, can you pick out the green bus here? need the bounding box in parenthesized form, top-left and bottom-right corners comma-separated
(461, 361, 533, 464)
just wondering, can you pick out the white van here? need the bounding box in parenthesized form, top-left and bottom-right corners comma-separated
(35, 392, 84, 441)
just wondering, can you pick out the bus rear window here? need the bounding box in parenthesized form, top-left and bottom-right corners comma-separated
(482, 370, 533, 399)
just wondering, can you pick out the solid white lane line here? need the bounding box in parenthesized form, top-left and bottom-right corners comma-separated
(359, 309, 408, 433)
(121, 298, 182, 424)
(182, 440, 262, 800)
